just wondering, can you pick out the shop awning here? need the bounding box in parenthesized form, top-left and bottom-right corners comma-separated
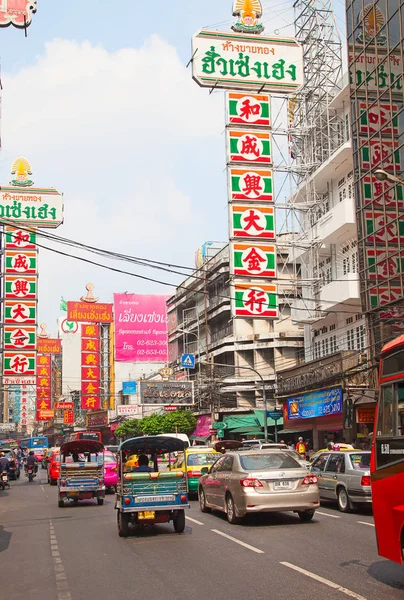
(276, 428, 311, 435)
(223, 414, 258, 429)
(229, 426, 266, 435)
(254, 410, 284, 428)
(190, 435, 210, 443)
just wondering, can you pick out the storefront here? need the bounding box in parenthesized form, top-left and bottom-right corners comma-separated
(355, 406, 376, 450)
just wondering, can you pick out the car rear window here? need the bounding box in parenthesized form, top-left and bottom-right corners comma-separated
(187, 453, 218, 466)
(239, 453, 301, 471)
(104, 455, 116, 464)
(349, 453, 370, 469)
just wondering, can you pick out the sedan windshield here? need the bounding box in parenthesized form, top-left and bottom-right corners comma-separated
(240, 453, 301, 471)
(187, 453, 218, 466)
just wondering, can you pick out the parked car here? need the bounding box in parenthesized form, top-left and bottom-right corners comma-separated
(104, 451, 118, 493)
(310, 450, 371, 512)
(47, 452, 73, 485)
(2, 448, 20, 480)
(198, 450, 319, 523)
(172, 447, 221, 493)
(248, 443, 310, 469)
(310, 444, 355, 463)
(105, 445, 118, 455)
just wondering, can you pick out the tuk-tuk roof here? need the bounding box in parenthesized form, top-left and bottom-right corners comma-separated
(60, 440, 104, 455)
(119, 435, 185, 455)
(210, 440, 243, 452)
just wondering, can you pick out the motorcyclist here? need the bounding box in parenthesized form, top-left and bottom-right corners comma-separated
(0, 451, 10, 474)
(26, 451, 38, 473)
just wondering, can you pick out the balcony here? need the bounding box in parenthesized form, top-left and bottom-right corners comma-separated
(312, 196, 356, 245)
(318, 273, 360, 310)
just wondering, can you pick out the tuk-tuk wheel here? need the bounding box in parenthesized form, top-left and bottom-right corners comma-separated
(58, 500, 64, 508)
(117, 512, 130, 537)
(97, 498, 104, 506)
(173, 510, 186, 533)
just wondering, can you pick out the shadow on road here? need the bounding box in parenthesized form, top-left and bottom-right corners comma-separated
(208, 508, 317, 528)
(0, 526, 12, 552)
(368, 560, 404, 590)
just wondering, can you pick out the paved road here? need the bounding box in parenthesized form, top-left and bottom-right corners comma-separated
(1, 470, 404, 600)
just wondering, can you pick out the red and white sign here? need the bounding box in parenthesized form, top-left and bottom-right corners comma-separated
(117, 405, 138, 416)
(0, 1, 37, 29)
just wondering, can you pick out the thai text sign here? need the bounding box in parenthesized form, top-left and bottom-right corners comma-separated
(192, 30, 303, 93)
(86, 411, 108, 427)
(67, 301, 113, 323)
(0, 187, 63, 228)
(117, 405, 138, 416)
(139, 381, 194, 405)
(0, 1, 37, 28)
(287, 386, 343, 420)
(37, 338, 62, 354)
(114, 294, 169, 363)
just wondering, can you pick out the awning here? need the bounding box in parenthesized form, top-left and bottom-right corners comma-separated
(190, 435, 210, 443)
(229, 426, 266, 435)
(254, 410, 284, 428)
(276, 428, 311, 435)
(223, 414, 258, 429)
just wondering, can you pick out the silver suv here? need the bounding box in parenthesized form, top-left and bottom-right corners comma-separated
(310, 450, 371, 512)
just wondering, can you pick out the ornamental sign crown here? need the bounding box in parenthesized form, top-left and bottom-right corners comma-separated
(232, 0, 264, 35)
(10, 156, 34, 187)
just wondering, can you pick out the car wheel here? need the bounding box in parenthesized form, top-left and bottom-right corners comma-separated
(173, 510, 186, 533)
(337, 487, 351, 513)
(226, 494, 242, 524)
(298, 510, 315, 522)
(117, 512, 130, 537)
(97, 498, 104, 506)
(58, 500, 64, 508)
(198, 488, 211, 513)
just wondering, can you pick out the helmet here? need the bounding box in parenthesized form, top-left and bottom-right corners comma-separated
(298, 437, 303, 441)
(29, 451, 34, 456)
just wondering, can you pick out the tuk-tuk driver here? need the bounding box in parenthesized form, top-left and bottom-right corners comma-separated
(133, 454, 153, 472)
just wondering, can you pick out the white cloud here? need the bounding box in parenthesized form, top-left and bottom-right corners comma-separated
(2, 36, 226, 332)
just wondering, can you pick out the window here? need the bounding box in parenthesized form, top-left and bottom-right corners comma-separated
(239, 453, 300, 471)
(349, 453, 370, 470)
(321, 326, 328, 334)
(311, 454, 329, 472)
(355, 314, 363, 321)
(210, 456, 226, 472)
(330, 335, 337, 353)
(187, 453, 219, 466)
(377, 385, 394, 436)
(347, 329, 355, 350)
(356, 326, 365, 351)
(326, 454, 345, 473)
(345, 113, 350, 140)
(218, 455, 234, 472)
(382, 349, 404, 377)
(330, 324, 336, 331)
(346, 317, 353, 325)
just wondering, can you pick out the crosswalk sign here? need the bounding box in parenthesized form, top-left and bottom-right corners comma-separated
(181, 354, 195, 369)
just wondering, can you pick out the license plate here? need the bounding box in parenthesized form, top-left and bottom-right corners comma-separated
(138, 511, 155, 520)
(274, 481, 292, 490)
(1, 475, 7, 481)
(134, 495, 175, 503)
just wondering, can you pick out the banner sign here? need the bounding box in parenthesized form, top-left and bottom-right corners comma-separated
(139, 380, 194, 405)
(86, 411, 108, 427)
(4, 275, 37, 300)
(5, 226, 37, 250)
(37, 338, 62, 354)
(232, 242, 276, 277)
(81, 324, 101, 410)
(117, 405, 138, 416)
(287, 386, 343, 420)
(233, 281, 278, 318)
(55, 402, 74, 410)
(357, 407, 376, 424)
(229, 167, 273, 202)
(4, 351, 36, 376)
(226, 92, 271, 127)
(67, 302, 113, 323)
(4, 326, 36, 350)
(114, 294, 169, 363)
(0, 187, 63, 228)
(192, 30, 304, 93)
(231, 205, 275, 239)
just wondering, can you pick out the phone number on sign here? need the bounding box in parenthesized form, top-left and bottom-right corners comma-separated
(136, 340, 167, 346)
(136, 349, 167, 356)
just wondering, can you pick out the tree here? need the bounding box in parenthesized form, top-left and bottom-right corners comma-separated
(162, 410, 197, 435)
(139, 413, 166, 436)
(115, 419, 141, 440)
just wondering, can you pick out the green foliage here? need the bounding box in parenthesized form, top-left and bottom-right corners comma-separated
(115, 411, 197, 439)
(163, 411, 197, 435)
(114, 419, 141, 440)
(138, 413, 166, 436)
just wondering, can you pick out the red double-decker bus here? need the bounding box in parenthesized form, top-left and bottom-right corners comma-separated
(371, 334, 404, 564)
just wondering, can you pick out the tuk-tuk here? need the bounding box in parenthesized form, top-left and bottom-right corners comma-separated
(116, 435, 189, 537)
(57, 440, 105, 508)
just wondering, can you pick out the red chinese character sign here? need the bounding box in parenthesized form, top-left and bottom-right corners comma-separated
(227, 129, 271, 164)
(231, 206, 275, 239)
(233, 282, 278, 318)
(232, 243, 276, 277)
(229, 168, 273, 201)
(36, 354, 51, 421)
(226, 92, 270, 127)
(0, 0, 37, 29)
(81, 324, 101, 410)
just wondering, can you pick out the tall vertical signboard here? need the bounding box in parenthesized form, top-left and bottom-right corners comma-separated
(346, 1, 404, 341)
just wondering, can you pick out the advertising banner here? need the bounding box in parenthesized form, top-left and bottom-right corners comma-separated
(287, 386, 343, 420)
(67, 302, 113, 323)
(114, 294, 169, 363)
(139, 380, 194, 405)
(0, 187, 63, 227)
(37, 338, 62, 354)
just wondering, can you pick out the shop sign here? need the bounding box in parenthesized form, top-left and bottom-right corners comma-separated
(287, 386, 343, 420)
(232, 242, 276, 277)
(231, 205, 275, 239)
(5, 227, 37, 249)
(357, 407, 376, 424)
(64, 410, 74, 425)
(227, 128, 271, 164)
(359, 139, 400, 172)
(363, 175, 404, 209)
(3, 351, 36, 375)
(81, 324, 101, 411)
(5, 275, 37, 299)
(67, 301, 113, 323)
(0, 1, 37, 29)
(86, 411, 108, 427)
(233, 281, 278, 318)
(3, 376, 35, 385)
(37, 338, 61, 354)
(380, 303, 404, 320)
(4, 326, 36, 350)
(4, 300, 36, 324)
(5, 250, 37, 274)
(55, 402, 74, 410)
(117, 405, 138, 416)
(366, 248, 404, 280)
(349, 48, 402, 95)
(229, 167, 273, 201)
(359, 102, 399, 136)
(192, 30, 303, 93)
(365, 212, 404, 244)
(0, 187, 63, 228)
(139, 381, 194, 406)
(122, 381, 137, 395)
(37, 409, 54, 419)
(226, 92, 270, 127)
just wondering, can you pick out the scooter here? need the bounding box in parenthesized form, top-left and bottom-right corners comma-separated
(1, 470, 9, 490)
(26, 465, 36, 483)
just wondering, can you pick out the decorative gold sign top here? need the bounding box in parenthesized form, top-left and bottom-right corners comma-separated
(81, 283, 99, 304)
(232, 0, 264, 35)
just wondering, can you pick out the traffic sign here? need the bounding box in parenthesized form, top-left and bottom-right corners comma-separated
(181, 354, 195, 369)
(267, 410, 283, 421)
(217, 429, 225, 439)
(211, 422, 226, 430)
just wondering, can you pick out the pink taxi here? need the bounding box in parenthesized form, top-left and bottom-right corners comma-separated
(104, 451, 118, 493)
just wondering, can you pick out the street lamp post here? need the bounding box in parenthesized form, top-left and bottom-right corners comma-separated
(374, 169, 404, 185)
(204, 360, 269, 443)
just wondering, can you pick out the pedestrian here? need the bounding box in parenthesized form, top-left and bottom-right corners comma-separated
(280, 439, 286, 445)
(287, 440, 295, 451)
(296, 437, 306, 458)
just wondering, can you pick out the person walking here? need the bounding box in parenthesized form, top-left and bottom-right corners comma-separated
(296, 437, 306, 458)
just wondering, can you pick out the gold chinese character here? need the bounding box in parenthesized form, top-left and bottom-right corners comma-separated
(85, 354, 97, 365)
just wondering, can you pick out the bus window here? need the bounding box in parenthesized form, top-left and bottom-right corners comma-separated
(377, 385, 394, 436)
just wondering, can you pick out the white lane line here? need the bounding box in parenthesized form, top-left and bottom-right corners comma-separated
(49, 520, 72, 600)
(316, 511, 341, 519)
(280, 562, 367, 600)
(212, 529, 265, 554)
(41, 486, 45, 492)
(186, 516, 204, 526)
(357, 521, 375, 527)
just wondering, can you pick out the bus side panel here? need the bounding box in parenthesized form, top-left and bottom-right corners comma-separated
(372, 472, 404, 564)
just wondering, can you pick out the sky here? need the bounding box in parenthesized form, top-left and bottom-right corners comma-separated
(0, 0, 347, 335)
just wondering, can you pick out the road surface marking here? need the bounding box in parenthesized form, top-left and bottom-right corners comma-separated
(41, 486, 45, 492)
(49, 520, 72, 600)
(357, 521, 375, 527)
(212, 529, 265, 554)
(186, 516, 204, 525)
(316, 511, 341, 519)
(280, 562, 367, 600)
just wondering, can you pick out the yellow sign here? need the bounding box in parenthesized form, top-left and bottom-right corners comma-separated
(10, 157, 34, 187)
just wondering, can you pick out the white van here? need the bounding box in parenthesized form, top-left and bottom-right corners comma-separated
(159, 433, 190, 449)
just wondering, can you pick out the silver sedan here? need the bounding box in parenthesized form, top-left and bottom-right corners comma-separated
(198, 451, 319, 524)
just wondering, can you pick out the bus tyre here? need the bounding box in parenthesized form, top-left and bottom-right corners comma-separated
(173, 510, 186, 533)
(97, 498, 104, 506)
(337, 487, 351, 513)
(118, 512, 130, 537)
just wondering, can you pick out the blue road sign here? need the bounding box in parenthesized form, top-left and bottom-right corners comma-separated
(181, 354, 195, 369)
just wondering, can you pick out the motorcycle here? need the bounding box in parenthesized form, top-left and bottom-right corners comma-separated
(26, 465, 36, 483)
(1, 470, 9, 490)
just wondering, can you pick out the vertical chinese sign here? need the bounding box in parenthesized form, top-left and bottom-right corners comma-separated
(81, 324, 101, 411)
(346, 1, 404, 341)
(36, 354, 52, 421)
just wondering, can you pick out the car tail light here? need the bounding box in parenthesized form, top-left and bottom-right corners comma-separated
(99, 479, 104, 485)
(110, 466, 117, 472)
(302, 475, 318, 485)
(361, 475, 371, 487)
(240, 478, 263, 488)
(124, 497, 131, 505)
(187, 471, 201, 478)
(180, 495, 187, 502)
